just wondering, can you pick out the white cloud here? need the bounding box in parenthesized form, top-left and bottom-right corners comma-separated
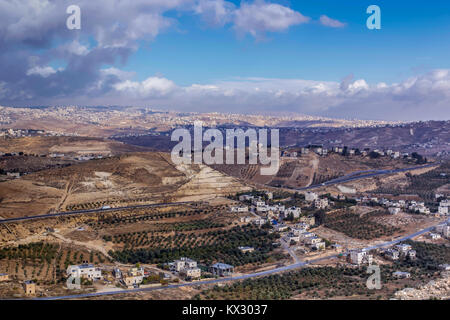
(194, 0, 235, 26)
(61, 40, 90, 56)
(319, 15, 346, 28)
(101, 67, 135, 81)
(26, 65, 57, 78)
(113, 76, 177, 98)
(104, 70, 450, 121)
(233, 1, 310, 38)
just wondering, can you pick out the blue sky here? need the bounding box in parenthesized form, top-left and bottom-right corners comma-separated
(124, 0, 450, 85)
(0, 0, 449, 120)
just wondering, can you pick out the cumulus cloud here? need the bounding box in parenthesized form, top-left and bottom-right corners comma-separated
(233, 1, 310, 38)
(26, 65, 58, 78)
(0, 1, 448, 121)
(101, 70, 450, 121)
(113, 76, 177, 98)
(194, 0, 235, 26)
(319, 15, 346, 28)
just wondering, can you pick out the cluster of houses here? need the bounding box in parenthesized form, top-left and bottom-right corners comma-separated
(168, 258, 235, 279)
(66, 263, 154, 288)
(279, 222, 326, 251)
(382, 244, 416, 261)
(233, 193, 302, 220)
(282, 146, 404, 159)
(356, 195, 450, 216)
(114, 267, 147, 287)
(357, 196, 433, 215)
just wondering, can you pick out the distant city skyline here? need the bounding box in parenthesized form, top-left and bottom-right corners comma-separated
(0, 0, 449, 121)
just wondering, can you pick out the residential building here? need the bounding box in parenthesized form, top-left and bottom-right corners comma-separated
(210, 263, 234, 277)
(180, 267, 201, 279)
(286, 232, 300, 243)
(66, 264, 102, 280)
(428, 233, 441, 240)
(311, 242, 326, 251)
(348, 250, 373, 265)
(23, 280, 36, 295)
(285, 206, 301, 218)
(299, 215, 316, 226)
(113, 268, 122, 279)
(314, 198, 329, 209)
(231, 206, 249, 212)
(438, 206, 449, 215)
(395, 244, 412, 255)
(172, 257, 201, 279)
(385, 249, 400, 261)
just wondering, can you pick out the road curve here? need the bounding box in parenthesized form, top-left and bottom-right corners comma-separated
(295, 163, 437, 191)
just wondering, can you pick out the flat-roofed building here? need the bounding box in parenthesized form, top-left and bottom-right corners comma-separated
(66, 264, 102, 280)
(210, 263, 234, 277)
(23, 280, 36, 295)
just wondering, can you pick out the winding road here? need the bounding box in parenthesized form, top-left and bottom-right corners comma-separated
(295, 163, 437, 191)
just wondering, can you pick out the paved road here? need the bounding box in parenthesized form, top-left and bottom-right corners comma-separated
(295, 163, 437, 191)
(0, 201, 196, 224)
(33, 218, 448, 300)
(1, 163, 437, 224)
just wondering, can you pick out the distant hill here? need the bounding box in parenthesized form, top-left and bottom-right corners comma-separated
(280, 120, 450, 158)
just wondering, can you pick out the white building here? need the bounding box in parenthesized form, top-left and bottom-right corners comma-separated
(172, 257, 201, 279)
(311, 242, 326, 251)
(438, 206, 449, 215)
(285, 207, 301, 218)
(428, 232, 441, 240)
(348, 250, 373, 265)
(440, 200, 450, 207)
(66, 264, 102, 280)
(435, 223, 450, 238)
(304, 236, 323, 245)
(314, 198, 329, 209)
(285, 232, 300, 243)
(231, 206, 249, 212)
(395, 244, 412, 255)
